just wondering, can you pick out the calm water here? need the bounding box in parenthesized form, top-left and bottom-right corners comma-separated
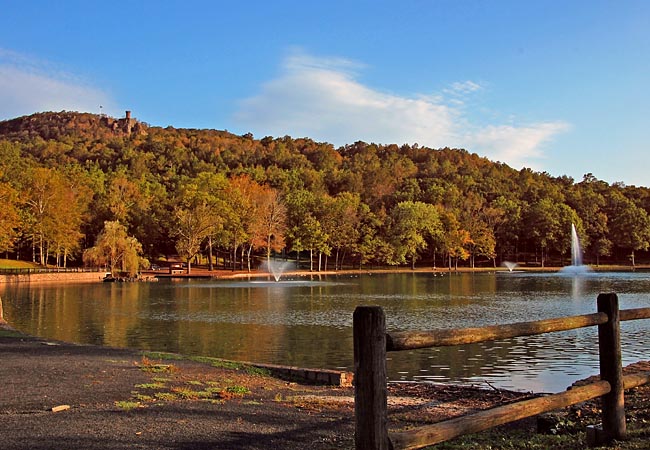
(2, 271, 650, 393)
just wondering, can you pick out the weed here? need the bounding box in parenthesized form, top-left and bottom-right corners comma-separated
(225, 385, 250, 396)
(115, 400, 141, 411)
(245, 366, 271, 377)
(139, 356, 176, 373)
(172, 388, 213, 400)
(0, 330, 24, 338)
(135, 382, 166, 389)
(154, 392, 177, 401)
(152, 377, 171, 383)
(188, 355, 243, 370)
(141, 351, 184, 361)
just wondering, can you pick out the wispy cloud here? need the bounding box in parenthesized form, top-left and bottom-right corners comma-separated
(0, 49, 113, 120)
(233, 51, 569, 170)
(466, 122, 571, 169)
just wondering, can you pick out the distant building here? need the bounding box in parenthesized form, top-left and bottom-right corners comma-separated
(102, 110, 146, 135)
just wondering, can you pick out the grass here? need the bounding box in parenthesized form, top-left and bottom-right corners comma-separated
(154, 392, 177, 401)
(0, 259, 39, 269)
(225, 385, 251, 395)
(0, 329, 25, 338)
(114, 400, 141, 411)
(134, 382, 166, 389)
(141, 351, 271, 377)
(138, 356, 176, 373)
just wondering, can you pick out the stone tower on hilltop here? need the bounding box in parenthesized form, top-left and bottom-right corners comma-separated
(103, 110, 146, 135)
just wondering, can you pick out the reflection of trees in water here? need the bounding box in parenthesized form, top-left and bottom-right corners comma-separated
(4, 272, 650, 392)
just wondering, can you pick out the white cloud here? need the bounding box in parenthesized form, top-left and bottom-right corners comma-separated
(467, 122, 571, 169)
(233, 52, 570, 170)
(234, 52, 459, 147)
(446, 80, 483, 95)
(0, 49, 113, 120)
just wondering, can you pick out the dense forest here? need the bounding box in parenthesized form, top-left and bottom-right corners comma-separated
(1, 111, 649, 273)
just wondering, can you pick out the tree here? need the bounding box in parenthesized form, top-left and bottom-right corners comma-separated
(440, 210, 471, 270)
(568, 175, 612, 265)
(249, 185, 287, 267)
(172, 173, 226, 273)
(107, 172, 146, 223)
(320, 192, 361, 270)
(174, 202, 215, 273)
(0, 181, 21, 253)
(524, 198, 580, 267)
(24, 167, 91, 266)
(606, 190, 650, 266)
(388, 201, 442, 269)
(83, 221, 146, 276)
(353, 203, 384, 269)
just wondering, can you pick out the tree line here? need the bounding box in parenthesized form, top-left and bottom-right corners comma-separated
(1, 111, 649, 274)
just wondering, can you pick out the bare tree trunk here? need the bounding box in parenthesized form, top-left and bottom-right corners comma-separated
(208, 236, 214, 271)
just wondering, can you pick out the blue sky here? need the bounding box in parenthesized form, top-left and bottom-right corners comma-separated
(1, 1, 649, 187)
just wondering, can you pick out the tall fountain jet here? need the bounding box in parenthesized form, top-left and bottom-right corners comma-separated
(561, 223, 591, 274)
(571, 223, 583, 267)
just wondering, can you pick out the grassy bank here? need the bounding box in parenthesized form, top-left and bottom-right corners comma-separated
(0, 259, 39, 269)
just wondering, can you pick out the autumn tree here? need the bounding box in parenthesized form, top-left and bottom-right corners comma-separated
(24, 167, 91, 266)
(249, 185, 287, 267)
(440, 210, 472, 270)
(0, 181, 21, 253)
(173, 174, 226, 273)
(83, 220, 147, 276)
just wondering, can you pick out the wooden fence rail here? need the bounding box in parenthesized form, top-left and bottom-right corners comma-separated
(353, 293, 650, 449)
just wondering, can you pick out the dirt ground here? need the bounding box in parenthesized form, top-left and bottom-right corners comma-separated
(1, 322, 649, 450)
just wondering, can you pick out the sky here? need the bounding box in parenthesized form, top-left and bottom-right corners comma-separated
(1, 0, 649, 187)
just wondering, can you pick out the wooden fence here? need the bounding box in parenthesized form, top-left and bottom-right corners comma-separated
(353, 293, 650, 449)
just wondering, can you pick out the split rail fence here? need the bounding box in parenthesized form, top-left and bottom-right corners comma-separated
(353, 293, 650, 449)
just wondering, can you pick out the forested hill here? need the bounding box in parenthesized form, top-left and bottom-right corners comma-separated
(1, 110, 649, 270)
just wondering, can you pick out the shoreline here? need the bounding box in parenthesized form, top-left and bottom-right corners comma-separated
(1, 263, 648, 285)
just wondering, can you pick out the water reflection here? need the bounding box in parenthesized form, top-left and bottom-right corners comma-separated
(2, 272, 650, 393)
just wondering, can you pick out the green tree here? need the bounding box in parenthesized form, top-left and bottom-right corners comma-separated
(524, 198, 580, 267)
(388, 201, 442, 269)
(320, 192, 361, 270)
(606, 190, 650, 266)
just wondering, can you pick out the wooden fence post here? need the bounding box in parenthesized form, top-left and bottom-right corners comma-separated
(354, 306, 390, 450)
(597, 293, 626, 442)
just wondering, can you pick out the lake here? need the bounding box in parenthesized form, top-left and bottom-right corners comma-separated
(2, 271, 649, 393)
